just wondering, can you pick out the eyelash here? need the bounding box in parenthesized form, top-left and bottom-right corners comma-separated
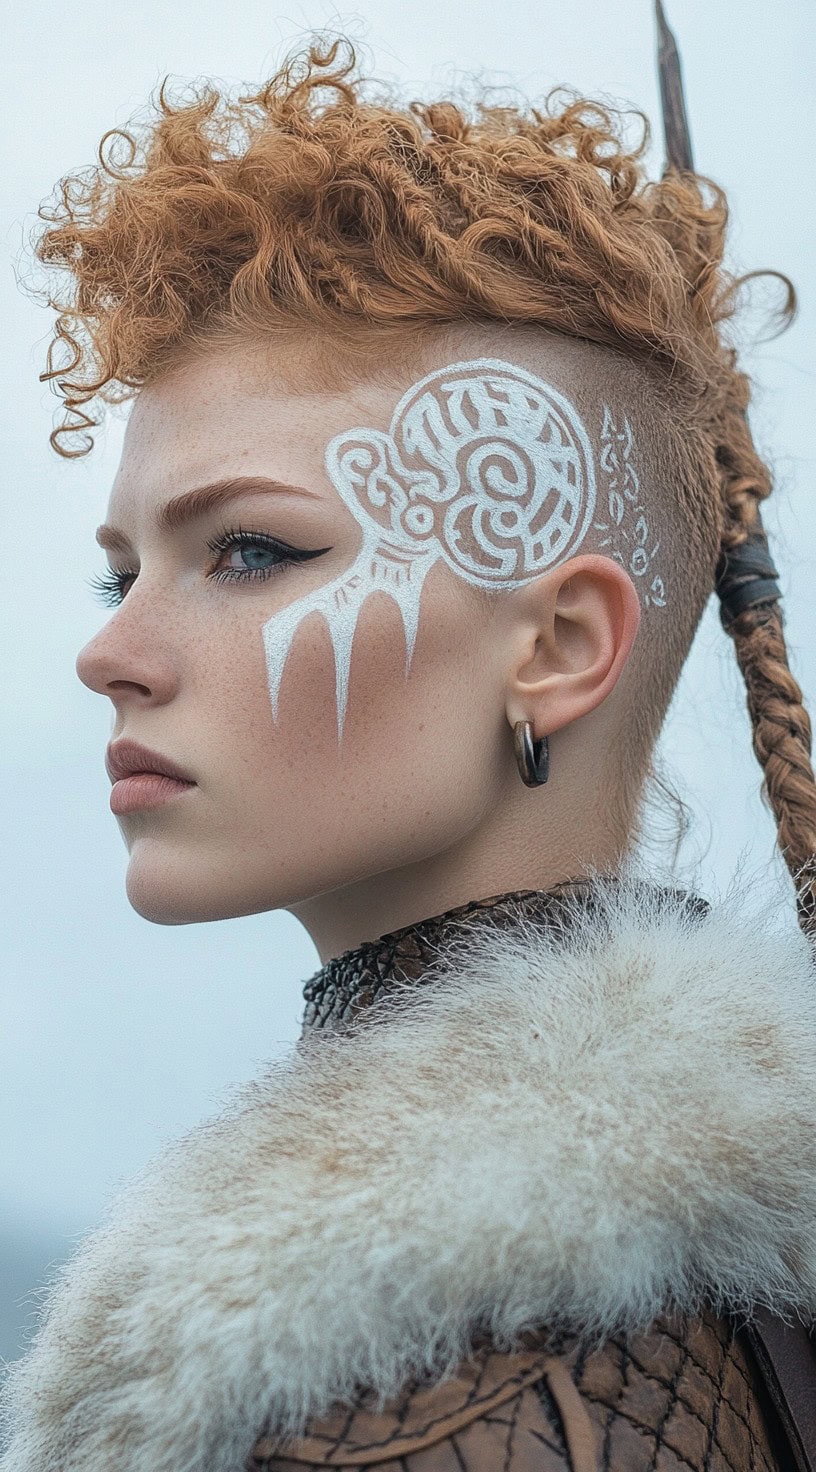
(88, 523, 330, 608)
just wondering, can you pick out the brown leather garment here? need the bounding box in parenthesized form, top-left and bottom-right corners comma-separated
(250, 1310, 788, 1472)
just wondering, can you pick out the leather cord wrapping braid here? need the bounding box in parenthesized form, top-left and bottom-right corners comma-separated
(714, 527, 782, 630)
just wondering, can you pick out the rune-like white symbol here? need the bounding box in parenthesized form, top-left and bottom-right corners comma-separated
(594, 406, 667, 609)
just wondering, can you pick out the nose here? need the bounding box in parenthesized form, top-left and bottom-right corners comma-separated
(76, 609, 178, 707)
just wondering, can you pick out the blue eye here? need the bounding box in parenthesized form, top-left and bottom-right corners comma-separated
(227, 543, 280, 572)
(209, 532, 295, 584)
(88, 525, 332, 607)
(207, 526, 332, 586)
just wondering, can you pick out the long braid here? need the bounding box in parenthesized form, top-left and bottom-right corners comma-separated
(714, 373, 816, 934)
(657, 0, 816, 937)
(716, 492, 816, 935)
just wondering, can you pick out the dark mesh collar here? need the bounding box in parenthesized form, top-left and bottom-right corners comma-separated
(301, 875, 707, 1034)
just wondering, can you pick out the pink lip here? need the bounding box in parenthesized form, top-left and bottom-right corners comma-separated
(109, 772, 196, 816)
(105, 738, 196, 815)
(106, 737, 195, 785)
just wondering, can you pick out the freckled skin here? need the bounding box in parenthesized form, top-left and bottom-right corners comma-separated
(76, 329, 641, 961)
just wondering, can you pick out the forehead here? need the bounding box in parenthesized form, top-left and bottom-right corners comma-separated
(108, 339, 401, 518)
(108, 327, 641, 527)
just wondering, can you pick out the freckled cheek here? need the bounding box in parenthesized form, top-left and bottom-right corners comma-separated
(271, 607, 407, 749)
(197, 621, 265, 703)
(196, 594, 497, 873)
(189, 618, 281, 777)
(201, 582, 494, 824)
(193, 611, 342, 790)
(294, 595, 486, 771)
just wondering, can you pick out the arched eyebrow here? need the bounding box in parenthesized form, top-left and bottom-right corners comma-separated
(95, 475, 319, 553)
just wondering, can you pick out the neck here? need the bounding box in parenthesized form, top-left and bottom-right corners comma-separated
(289, 790, 628, 963)
(299, 874, 672, 1034)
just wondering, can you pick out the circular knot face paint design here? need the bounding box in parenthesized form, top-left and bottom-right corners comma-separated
(263, 359, 602, 745)
(326, 359, 597, 588)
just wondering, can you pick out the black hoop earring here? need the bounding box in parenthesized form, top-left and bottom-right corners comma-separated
(513, 720, 550, 787)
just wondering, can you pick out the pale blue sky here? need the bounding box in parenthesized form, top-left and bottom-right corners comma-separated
(2, 0, 814, 1360)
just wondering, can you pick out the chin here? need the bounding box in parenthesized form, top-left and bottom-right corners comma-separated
(125, 870, 213, 926)
(122, 838, 313, 925)
(123, 847, 250, 925)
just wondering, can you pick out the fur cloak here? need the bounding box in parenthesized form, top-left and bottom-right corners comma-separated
(2, 875, 816, 1472)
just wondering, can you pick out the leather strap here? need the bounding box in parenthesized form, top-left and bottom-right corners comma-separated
(744, 1309, 816, 1472)
(541, 1357, 598, 1472)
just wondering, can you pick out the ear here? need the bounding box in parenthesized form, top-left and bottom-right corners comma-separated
(504, 553, 641, 737)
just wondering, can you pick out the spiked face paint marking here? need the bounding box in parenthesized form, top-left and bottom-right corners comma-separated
(261, 359, 658, 739)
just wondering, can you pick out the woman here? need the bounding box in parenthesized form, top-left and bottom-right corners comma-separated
(2, 29, 815, 1472)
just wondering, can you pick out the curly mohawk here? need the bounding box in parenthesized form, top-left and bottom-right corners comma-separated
(39, 43, 737, 451)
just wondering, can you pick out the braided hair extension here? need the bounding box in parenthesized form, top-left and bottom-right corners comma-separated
(716, 485, 816, 936)
(657, 0, 816, 936)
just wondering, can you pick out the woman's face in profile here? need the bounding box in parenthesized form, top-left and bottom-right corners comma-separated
(77, 336, 513, 928)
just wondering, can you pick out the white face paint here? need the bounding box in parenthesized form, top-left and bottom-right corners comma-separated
(595, 406, 667, 609)
(261, 358, 659, 740)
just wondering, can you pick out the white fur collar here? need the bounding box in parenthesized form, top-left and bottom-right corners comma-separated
(2, 875, 816, 1472)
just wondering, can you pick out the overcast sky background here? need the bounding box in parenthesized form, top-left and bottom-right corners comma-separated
(2, 0, 814, 1363)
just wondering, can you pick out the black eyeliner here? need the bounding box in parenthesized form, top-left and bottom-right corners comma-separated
(88, 523, 333, 608)
(205, 522, 333, 562)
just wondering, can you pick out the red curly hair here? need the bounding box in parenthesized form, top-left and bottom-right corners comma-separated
(33, 40, 816, 927)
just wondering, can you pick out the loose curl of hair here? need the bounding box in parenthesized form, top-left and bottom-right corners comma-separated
(33, 39, 816, 930)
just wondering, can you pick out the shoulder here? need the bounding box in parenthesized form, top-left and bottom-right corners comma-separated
(2, 876, 815, 1472)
